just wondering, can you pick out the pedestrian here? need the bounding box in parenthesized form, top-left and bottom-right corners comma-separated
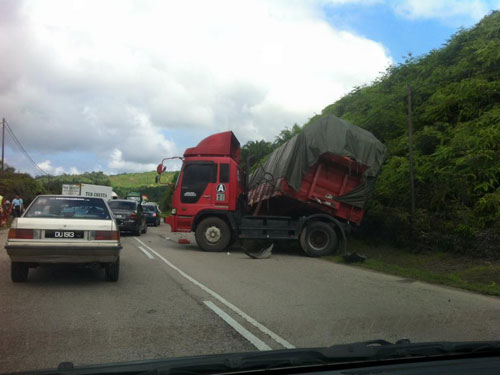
(12, 193, 24, 218)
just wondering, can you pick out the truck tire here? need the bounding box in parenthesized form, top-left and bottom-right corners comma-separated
(195, 217, 231, 252)
(105, 257, 120, 282)
(300, 221, 339, 257)
(11, 262, 29, 282)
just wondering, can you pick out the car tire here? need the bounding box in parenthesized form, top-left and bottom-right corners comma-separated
(300, 221, 339, 257)
(134, 226, 142, 237)
(195, 217, 231, 252)
(105, 257, 120, 282)
(11, 262, 29, 282)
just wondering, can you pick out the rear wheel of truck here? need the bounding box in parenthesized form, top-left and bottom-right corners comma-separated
(195, 217, 231, 252)
(300, 221, 339, 257)
(11, 262, 29, 282)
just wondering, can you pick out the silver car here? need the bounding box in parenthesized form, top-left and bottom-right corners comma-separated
(5, 195, 122, 282)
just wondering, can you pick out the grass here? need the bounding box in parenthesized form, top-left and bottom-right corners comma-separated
(326, 239, 500, 296)
(109, 171, 175, 189)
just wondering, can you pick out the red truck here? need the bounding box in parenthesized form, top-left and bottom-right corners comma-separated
(160, 115, 386, 256)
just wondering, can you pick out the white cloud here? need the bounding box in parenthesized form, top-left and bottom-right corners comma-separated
(68, 167, 80, 175)
(0, 0, 392, 174)
(108, 149, 156, 173)
(393, 0, 497, 24)
(37, 160, 78, 176)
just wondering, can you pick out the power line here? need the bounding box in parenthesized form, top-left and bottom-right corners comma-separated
(3, 119, 50, 176)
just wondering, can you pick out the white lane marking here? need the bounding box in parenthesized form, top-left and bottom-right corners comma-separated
(138, 246, 155, 260)
(203, 301, 271, 351)
(134, 237, 295, 349)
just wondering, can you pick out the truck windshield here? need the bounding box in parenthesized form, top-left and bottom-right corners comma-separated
(25, 196, 111, 220)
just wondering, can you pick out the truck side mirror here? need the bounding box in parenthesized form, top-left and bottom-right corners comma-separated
(157, 163, 165, 175)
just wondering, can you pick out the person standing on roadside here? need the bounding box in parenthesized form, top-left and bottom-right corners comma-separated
(12, 193, 24, 218)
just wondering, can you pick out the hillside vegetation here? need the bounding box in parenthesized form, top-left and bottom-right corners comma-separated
(109, 171, 161, 188)
(315, 12, 500, 257)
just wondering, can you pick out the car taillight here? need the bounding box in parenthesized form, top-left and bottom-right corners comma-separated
(95, 231, 120, 241)
(8, 229, 35, 239)
(152, 213, 157, 217)
(130, 212, 137, 220)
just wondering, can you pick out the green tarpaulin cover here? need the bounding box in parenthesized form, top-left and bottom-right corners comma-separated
(249, 115, 387, 208)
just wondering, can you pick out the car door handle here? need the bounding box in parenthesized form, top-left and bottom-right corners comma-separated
(203, 195, 211, 198)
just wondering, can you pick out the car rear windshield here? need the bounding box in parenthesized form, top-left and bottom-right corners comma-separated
(108, 201, 137, 211)
(142, 205, 156, 212)
(25, 197, 112, 220)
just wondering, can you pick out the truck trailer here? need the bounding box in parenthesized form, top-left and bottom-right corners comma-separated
(62, 184, 114, 201)
(160, 115, 386, 256)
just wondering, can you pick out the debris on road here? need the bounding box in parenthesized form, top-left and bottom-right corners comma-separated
(244, 243, 274, 259)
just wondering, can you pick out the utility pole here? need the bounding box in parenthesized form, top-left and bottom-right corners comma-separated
(1, 118, 5, 172)
(407, 85, 416, 246)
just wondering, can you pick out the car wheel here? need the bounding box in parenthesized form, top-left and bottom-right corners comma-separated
(11, 262, 29, 282)
(156, 218, 161, 226)
(195, 217, 231, 252)
(300, 221, 339, 257)
(105, 257, 120, 282)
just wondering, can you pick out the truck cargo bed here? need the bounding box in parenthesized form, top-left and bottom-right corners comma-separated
(248, 115, 386, 226)
(248, 154, 367, 225)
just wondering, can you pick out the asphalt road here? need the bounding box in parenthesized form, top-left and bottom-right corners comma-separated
(1, 224, 500, 373)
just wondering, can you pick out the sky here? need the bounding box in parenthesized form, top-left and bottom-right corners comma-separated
(0, 0, 499, 176)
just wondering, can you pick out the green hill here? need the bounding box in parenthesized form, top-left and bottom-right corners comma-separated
(311, 11, 500, 257)
(109, 171, 175, 188)
(109, 171, 176, 208)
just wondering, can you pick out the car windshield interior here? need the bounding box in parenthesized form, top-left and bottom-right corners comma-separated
(25, 197, 111, 220)
(108, 201, 137, 211)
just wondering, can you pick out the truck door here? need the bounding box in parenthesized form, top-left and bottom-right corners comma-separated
(179, 162, 217, 214)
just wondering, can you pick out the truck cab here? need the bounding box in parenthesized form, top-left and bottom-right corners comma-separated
(166, 131, 244, 249)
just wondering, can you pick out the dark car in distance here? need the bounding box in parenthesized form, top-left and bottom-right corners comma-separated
(142, 202, 161, 226)
(108, 199, 147, 236)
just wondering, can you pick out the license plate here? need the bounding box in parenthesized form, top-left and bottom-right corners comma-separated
(45, 230, 84, 239)
(115, 214, 124, 219)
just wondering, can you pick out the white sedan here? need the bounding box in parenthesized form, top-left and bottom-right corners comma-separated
(5, 195, 122, 282)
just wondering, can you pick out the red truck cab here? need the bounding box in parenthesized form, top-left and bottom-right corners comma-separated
(166, 131, 244, 235)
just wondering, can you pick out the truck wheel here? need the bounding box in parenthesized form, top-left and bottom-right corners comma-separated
(195, 217, 231, 252)
(300, 221, 338, 257)
(105, 257, 120, 282)
(11, 262, 29, 282)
